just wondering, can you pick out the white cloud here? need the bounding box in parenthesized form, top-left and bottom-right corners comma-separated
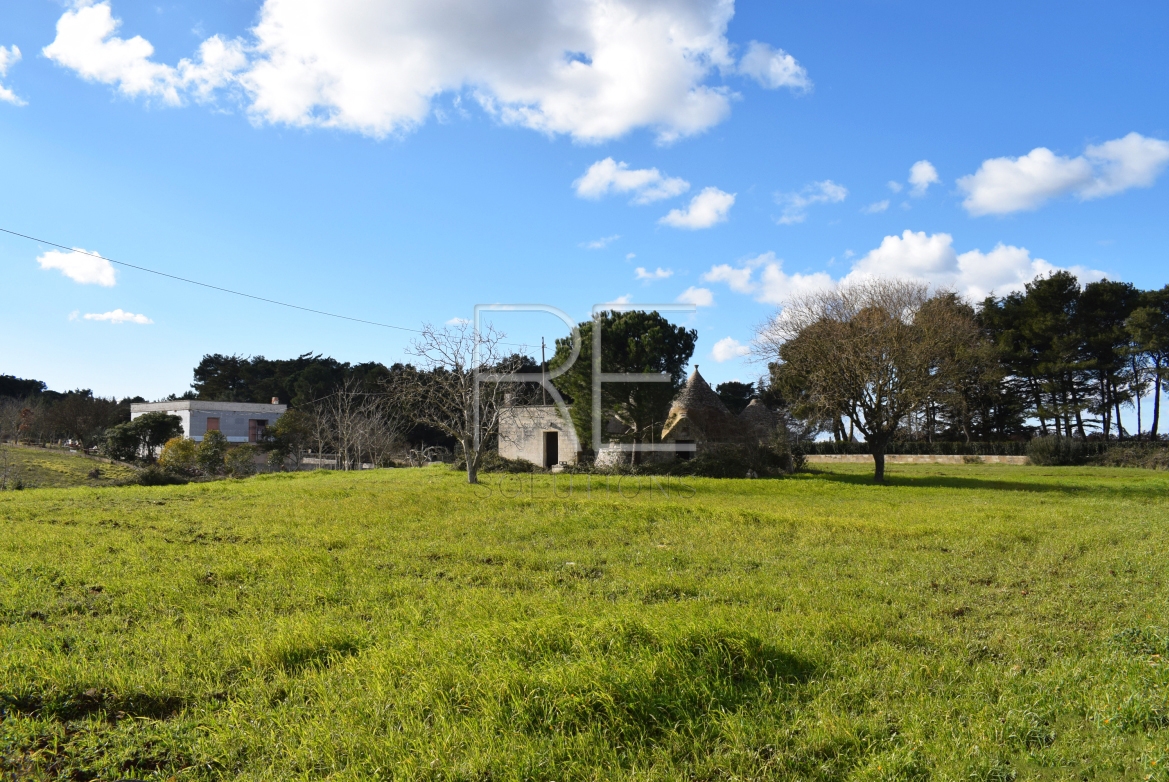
(635, 266, 673, 281)
(240, 0, 742, 142)
(775, 180, 846, 224)
(0, 45, 25, 106)
(581, 234, 620, 249)
(908, 160, 939, 196)
(703, 252, 833, 304)
(659, 186, 735, 229)
(574, 158, 689, 204)
(737, 41, 810, 92)
(703, 233, 1104, 304)
(887, 180, 903, 193)
(83, 309, 152, 324)
(626, 252, 636, 260)
(1080, 133, 1169, 198)
(42, 2, 246, 106)
(958, 133, 1169, 215)
(47, 0, 806, 143)
(862, 199, 889, 214)
(446, 317, 470, 325)
(603, 294, 633, 306)
(37, 248, 117, 287)
(711, 336, 750, 362)
(843, 229, 1103, 300)
(676, 286, 714, 307)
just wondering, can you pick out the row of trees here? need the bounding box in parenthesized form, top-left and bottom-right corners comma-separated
(0, 378, 140, 447)
(756, 274, 1169, 481)
(978, 273, 1168, 441)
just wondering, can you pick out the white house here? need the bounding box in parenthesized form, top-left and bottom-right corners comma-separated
(130, 399, 287, 444)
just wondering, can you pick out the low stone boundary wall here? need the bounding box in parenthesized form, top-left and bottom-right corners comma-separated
(805, 454, 1029, 465)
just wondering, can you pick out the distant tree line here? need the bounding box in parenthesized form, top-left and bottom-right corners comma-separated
(757, 273, 1169, 481)
(0, 375, 139, 447)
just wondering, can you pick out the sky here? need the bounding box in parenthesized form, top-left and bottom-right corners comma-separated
(1, 0, 1168, 401)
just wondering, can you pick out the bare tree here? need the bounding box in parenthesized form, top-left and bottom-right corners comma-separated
(757, 279, 984, 482)
(0, 399, 24, 444)
(314, 376, 404, 470)
(391, 321, 519, 484)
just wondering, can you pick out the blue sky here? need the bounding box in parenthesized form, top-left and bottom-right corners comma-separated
(1, 0, 1167, 400)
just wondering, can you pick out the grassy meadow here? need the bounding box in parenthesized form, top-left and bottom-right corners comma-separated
(1, 462, 1167, 780)
(0, 445, 138, 490)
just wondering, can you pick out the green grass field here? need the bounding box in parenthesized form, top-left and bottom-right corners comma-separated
(1, 464, 1167, 781)
(0, 445, 138, 490)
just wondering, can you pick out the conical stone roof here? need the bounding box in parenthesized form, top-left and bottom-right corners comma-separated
(661, 367, 743, 442)
(739, 398, 779, 442)
(671, 368, 731, 416)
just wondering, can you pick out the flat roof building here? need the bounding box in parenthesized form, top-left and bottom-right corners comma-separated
(130, 400, 287, 444)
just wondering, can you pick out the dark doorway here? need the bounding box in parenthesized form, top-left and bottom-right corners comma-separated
(544, 431, 559, 467)
(676, 440, 695, 461)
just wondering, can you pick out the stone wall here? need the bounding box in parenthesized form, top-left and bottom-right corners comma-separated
(805, 454, 1029, 465)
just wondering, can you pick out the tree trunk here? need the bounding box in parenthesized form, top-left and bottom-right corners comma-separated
(464, 437, 479, 484)
(870, 434, 889, 483)
(1101, 375, 1111, 441)
(1153, 363, 1163, 439)
(1113, 380, 1124, 440)
(1030, 378, 1047, 435)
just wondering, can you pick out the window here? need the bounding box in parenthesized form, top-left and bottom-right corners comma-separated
(206, 417, 220, 432)
(249, 419, 268, 443)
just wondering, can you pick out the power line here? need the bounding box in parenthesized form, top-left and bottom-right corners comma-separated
(0, 227, 539, 351)
(1, 226, 428, 334)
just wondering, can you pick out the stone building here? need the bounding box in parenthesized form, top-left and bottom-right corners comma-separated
(498, 367, 783, 467)
(130, 399, 287, 444)
(497, 405, 579, 467)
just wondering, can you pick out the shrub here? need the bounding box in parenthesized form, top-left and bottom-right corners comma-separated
(225, 444, 259, 478)
(101, 422, 141, 463)
(197, 430, 229, 475)
(266, 449, 287, 472)
(138, 465, 188, 486)
(1089, 444, 1169, 470)
(158, 437, 197, 475)
(1026, 435, 1085, 466)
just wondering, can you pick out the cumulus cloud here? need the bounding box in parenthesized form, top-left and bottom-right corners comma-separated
(737, 41, 810, 92)
(42, 2, 246, 106)
(676, 286, 714, 307)
(862, 199, 889, 214)
(45, 0, 807, 142)
(83, 309, 152, 324)
(703, 233, 1104, 304)
(908, 160, 939, 196)
(244, 0, 747, 142)
(37, 248, 117, 286)
(574, 158, 689, 204)
(711, 336, 750, 362)
(660, 187, 735, 229)
(581, 234, 620, 249)
(635, 267, 673, 281)
(775, 180, 847, 224)
(702, 252, 833, 304)
(959, 133, 1169, 215)
(845, 230, 1103, 300)
(0, 45, 25, 105)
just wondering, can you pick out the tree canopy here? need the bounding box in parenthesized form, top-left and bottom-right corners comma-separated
(550, 310, 696, 457)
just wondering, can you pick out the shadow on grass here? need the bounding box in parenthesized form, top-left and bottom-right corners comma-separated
(806, 468, 1085, 495)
